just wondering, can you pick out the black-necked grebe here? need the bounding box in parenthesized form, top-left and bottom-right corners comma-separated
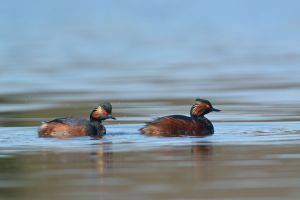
(140, 99, 220, 136)
(38, 102, 116, 138)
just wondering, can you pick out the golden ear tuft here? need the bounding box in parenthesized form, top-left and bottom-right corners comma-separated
(191, 101, 209, 116)
(91, 107, 104, 119)
(191, 105, 203, 116)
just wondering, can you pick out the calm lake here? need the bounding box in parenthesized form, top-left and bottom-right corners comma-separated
(1, 1, 300, 200)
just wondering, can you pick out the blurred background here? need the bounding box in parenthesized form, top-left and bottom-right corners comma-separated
(1, 0, 300, 126)
(2, 1, 300, 200)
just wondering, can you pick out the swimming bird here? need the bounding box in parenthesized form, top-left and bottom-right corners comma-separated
(38, 102, 116, 138)
(140, 99, 220, 136)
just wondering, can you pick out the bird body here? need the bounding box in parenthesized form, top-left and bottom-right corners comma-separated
(141, 115, 214, 137)
(140, 99, 220, 137)
(38, 102, 115, 138)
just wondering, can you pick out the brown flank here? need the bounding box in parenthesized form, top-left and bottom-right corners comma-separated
(38, 122, 87, 138)
(140, 117, 206, 137)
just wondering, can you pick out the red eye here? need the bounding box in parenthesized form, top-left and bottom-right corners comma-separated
(206, 104, 210, 109)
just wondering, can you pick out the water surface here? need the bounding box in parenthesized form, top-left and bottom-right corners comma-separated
(1, 0, 300, 199)
(1, 122, 300, 200)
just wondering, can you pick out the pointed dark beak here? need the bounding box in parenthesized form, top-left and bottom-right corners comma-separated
(211, 107, 221, 112)
(108, 115, 116, 120)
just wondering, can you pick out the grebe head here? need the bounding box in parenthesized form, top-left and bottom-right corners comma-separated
(190, 99, 220, 118)
(90, 102, 116, 122)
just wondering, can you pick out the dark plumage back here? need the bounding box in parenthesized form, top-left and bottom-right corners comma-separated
(46, 117, 89, 126)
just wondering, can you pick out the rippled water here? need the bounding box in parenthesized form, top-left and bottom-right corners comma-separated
(1, 123, 300, 200)
(1, 122, 300, 200)
(0, 122, 300, 200)
(1, 0, 300, 200)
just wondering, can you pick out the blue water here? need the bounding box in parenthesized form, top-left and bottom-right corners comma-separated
(1, 1, 300, 200)
(1, 122, 300, 153)
(1, 1, 300, 101)
(1, 122, 300, 200)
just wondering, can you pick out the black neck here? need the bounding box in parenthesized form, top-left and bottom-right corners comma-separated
(192, 115, 212, 124)
(90, 117, 103, 123)
(87, 118, 105, 136)
(193, 115, 214, 132)
(191, 114, 205, 119)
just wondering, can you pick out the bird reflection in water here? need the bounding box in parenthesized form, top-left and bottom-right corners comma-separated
(89, 142, 113, 176)
(191, 143, 213, 162)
